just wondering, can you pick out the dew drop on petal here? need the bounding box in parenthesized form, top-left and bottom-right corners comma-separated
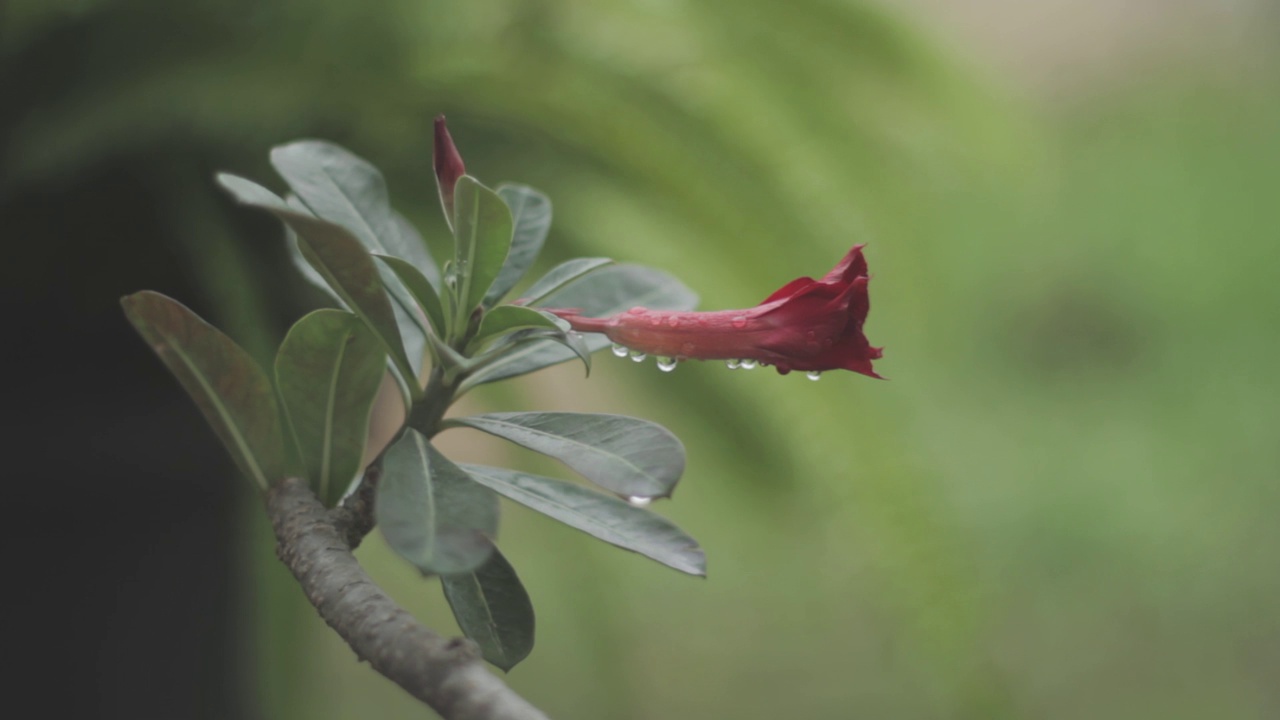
(656, 356, 678, 372)
(739, 359, 758, 370)
(726, 359, 741, 369)
(732, 316, 747, 329)
(629, 350, 647, 363)
(667, 316, 681, 328)
(806, 371, 822, 381)
(627, 496, 653, 507)
(611, 343, 629, 357)
(628, 306, 646, 315)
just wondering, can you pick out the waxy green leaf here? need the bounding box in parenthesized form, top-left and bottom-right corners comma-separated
(462, 464, 705, 576)
(468, 264, 698, 385)
(275, 310, 386, 507)
(267, 145, 435, 377)
(121, 291, 284, 489)
(441, 544, 535, 671)
(447, 412, 685, 499)
(378, 255, 448, 339)
(270, 140, 440, 283)
(469, 306, 566, 352)
(484, 184, 551, 307)
(216, 173, 419, 396)
(376, 430, 498, 574)
(517, 257, 614, 306)
(452, 175, 513, 318)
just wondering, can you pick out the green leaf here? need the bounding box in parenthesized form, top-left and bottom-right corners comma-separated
(469, 306, 565, 351)
(484, 184, 551, 307)
(441, 544, 536, 671)
(447, 412, 685, 499)
(266, 145, 435, 375)
(376, 430, 499, 574)
(461, 464, 705, 576)
(468, 264, 698, 385)
(452, 175, 513, 318)
(216, 173, 420, 396)
(391, 211, 441, 289)
(275, 310, 386, 507)
(121, 291, 284, 490)
(378, 255, 448, 339)
(516, 257, 614, 306)
(270, 140, 440, 282)
(284, 226, 339, 302)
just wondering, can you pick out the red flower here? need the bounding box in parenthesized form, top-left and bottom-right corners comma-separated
(548, 245, 883, 379)
(433, 115, 466, 220)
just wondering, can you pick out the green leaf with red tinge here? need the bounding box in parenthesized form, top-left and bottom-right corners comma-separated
(216, 173, 419, 396)
(121, 291, 285, 489)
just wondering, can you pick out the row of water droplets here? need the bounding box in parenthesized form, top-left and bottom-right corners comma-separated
(611, 342, 821, 380)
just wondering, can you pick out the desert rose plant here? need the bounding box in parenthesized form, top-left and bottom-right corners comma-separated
(121, 117, 881, 719)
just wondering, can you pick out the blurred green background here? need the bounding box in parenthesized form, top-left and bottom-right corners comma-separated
(6, 0, 1280, 718)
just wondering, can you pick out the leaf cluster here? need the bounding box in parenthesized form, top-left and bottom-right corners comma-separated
(122, 136, 702, 670)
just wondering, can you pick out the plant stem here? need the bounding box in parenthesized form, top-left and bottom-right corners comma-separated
(410, 365, 460, 438)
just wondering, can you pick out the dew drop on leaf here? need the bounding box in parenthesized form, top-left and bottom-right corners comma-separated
(627, 496, 653, 507)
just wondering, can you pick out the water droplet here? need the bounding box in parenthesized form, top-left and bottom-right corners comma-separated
(731, 316, 747, 329)
(627, 496, 653, 507)
(739, 359, 758, 370)
(806, 371, 822, 381)
(611, 343, 629, 357)
(667, 316, 681, 328)
(650, 315, 663, 326)
(656, 357, 678, 372)
(726, 359, 741, 369)
(629, 350, 647, 363)
(628, 306, 646, 315)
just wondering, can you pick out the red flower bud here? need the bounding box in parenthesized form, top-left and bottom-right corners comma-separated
(433, 114, 466, 222)
(548, 245, 883, 379)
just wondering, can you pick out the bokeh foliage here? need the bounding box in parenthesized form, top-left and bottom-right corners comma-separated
(7, 0, 1280, 718)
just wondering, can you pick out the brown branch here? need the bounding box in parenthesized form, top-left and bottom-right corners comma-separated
(267, 477, 550, 720)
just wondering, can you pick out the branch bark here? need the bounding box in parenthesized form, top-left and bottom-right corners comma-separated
(267, 476, 550, 720)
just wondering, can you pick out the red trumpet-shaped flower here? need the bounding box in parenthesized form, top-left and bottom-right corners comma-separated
(548, 245, 883, 378)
